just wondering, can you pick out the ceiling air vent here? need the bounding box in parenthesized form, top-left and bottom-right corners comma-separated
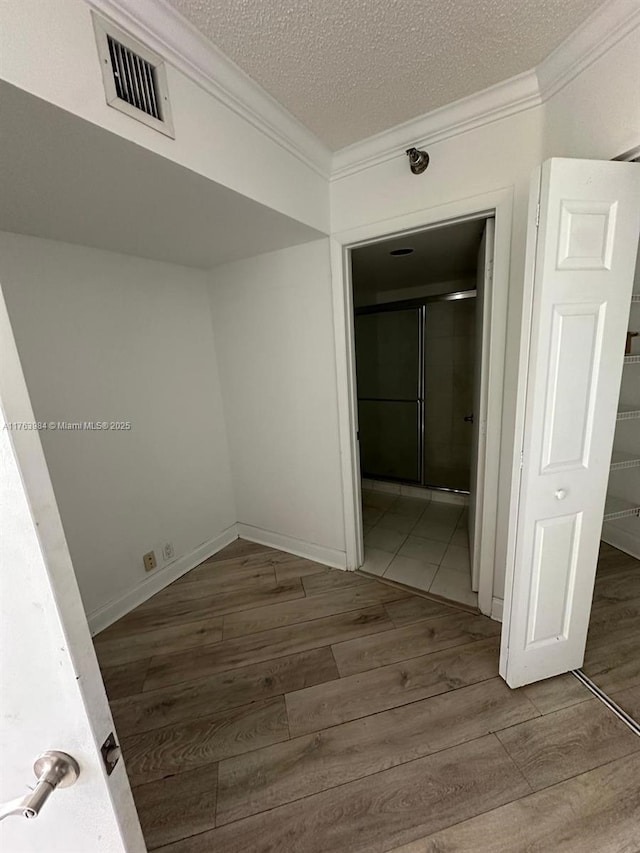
(92, 14, 174, 138)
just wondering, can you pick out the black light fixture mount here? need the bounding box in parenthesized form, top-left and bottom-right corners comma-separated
(406, 147, 430, 175)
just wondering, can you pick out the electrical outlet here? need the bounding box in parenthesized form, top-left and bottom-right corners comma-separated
(163, 542, 175, 561)
(143, 550, 157, 572)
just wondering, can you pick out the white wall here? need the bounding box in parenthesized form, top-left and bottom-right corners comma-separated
(208, 239, 346, 566)
(542, 25, 640, 161)
(0, 232, 236, 627)
(0, 0, 329, 233)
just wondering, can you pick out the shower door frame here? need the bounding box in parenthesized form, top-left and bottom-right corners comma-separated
(330, 188, 513, 619)
(355, 289, 477, 492)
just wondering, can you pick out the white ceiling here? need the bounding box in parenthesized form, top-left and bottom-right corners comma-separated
(165, 0, 605, 150)
(0, 82, 323, 269)
(352, 219, 486, 296)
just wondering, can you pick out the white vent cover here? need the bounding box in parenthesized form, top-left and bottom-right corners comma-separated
(92, 14, 174, 138)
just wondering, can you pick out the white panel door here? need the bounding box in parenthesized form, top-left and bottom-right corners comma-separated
(469, 218, 494, 591)
(0, 288, 145, 852)
(501, 158, 640, 688)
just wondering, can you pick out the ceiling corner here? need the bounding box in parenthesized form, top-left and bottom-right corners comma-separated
(85, 0, 333, 179)
(536, 0, 640, 100)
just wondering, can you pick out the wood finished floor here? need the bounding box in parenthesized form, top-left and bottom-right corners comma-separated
(94, 540, 640, 853)
(583, 542, 640, 722)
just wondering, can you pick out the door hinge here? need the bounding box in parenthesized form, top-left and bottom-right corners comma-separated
(535, 203, 540, 227)
(520, 450, 524, 469)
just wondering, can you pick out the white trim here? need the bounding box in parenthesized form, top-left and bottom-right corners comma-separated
(85, 0, 332, 178)
(332, 71, 541, 180)
(491, 597, 504, 623)
(331, 188, 513, 613)
(536, 0, 640, 101)
(330, 235, 364, 571)
(85, 0, 638, 185)
(88, 524, 238, 634)
(236, 523, 348, 570)
(499, 167, 542, 680)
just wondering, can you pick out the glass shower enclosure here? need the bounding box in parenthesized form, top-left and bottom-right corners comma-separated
(355, 291, 476, 493)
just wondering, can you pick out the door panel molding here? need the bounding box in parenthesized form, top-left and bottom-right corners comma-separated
(526, 511, 582, 647)
(557, 199, 618, 270)
(540, 302, 606, 473)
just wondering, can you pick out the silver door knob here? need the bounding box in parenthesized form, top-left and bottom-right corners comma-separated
(0, 751, 80, 821)
(555, 489, 568, 500)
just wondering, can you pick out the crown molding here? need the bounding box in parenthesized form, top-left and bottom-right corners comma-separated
(332, 0, 640, 181)
(331, 70, 542, 181)
(86, 0, 639, 186)
(536, 0, 640, 100)
(85, 0, 332, 178)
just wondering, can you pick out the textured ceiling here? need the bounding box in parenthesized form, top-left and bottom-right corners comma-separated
(165, 0, 605, 149)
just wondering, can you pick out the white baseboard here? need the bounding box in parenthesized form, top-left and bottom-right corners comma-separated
(602, 523, 640, 560)
(88, 524, 238, 635)
(236, 523, 347, 570)
(491, 596, 504, 622)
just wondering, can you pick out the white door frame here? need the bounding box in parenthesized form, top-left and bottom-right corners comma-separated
(330, 187, 514, 616)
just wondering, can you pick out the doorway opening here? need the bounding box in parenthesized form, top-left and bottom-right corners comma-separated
(348, 216, 496, 610)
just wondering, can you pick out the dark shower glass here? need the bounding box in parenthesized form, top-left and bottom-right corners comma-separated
(355, 308, 422, 483)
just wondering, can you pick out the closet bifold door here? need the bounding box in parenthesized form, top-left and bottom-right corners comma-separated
(501, 158, 640, 689)
(355, 306, 424, 484)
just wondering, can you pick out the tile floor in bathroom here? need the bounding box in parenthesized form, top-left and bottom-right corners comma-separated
(360, 488, 478, 608)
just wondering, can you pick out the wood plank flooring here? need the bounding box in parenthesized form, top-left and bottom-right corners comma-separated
(93, 539, 640, 852)
(583, 542, 640, 702)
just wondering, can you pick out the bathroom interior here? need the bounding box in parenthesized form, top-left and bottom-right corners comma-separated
(351, 218, 491, 607)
